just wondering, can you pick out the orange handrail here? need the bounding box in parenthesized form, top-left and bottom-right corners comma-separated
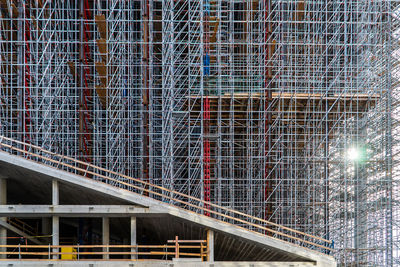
(0, 241, 207, 260)
(7, 218, 38, 237)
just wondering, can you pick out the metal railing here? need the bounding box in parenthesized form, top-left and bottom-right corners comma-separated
(7, 218, 39, 238)
(0, 136, 333, 253)
(0, 239, 208, 260)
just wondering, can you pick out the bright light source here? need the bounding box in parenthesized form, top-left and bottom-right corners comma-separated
(347, 147, 360, 161)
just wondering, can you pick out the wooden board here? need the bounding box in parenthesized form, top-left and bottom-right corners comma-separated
(95, 14, 107, 39)
(95, 61, 108, 86)
(96, 38, 108, 63)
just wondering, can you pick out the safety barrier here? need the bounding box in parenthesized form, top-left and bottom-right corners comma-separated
(7, 218, 39, 238)
(0, 238, 208, 260)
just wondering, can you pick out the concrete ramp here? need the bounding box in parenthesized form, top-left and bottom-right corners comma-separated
(0, 138, 336, 266)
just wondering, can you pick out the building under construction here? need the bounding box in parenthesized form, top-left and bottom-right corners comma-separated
(0, 0, 398, 266)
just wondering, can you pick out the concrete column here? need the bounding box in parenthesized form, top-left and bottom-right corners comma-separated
(52, 180, 59, 259)
(102, 217, 109, 260)
(0, 178, 6, 259)
(207, 229, 214, 262)
(41, 218, 51, 236)
(131, 217, 137, 259)
(52, 180, 59, 205)
(52, 216, 59, 259)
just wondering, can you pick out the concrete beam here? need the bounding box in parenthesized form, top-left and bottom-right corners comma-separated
(0, 205, 164, 217)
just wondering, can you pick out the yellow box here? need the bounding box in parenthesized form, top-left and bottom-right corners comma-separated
(61, 247, 77, 260)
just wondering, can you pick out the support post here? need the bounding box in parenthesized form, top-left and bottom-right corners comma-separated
(52, 180, 59, 205)
(102, 217, 109, 260)
(52, 216, 59, 259)
(207, 229, 214, 262)
(52, 180, 59, 259)
(130, 217, 137, 259)
(174, 235, 179, 259)
(0, 178, 6, 259)
(41, 218, 51, 236)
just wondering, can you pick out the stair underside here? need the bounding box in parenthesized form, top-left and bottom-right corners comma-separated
(0, 151, 336, 266)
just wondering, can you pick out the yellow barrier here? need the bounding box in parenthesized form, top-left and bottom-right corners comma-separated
(61, 247, 77, 260)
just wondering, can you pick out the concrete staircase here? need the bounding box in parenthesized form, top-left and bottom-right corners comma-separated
(0, 136, 336, 266)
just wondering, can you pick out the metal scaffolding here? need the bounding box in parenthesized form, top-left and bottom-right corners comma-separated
(0, 0, 397, 265)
